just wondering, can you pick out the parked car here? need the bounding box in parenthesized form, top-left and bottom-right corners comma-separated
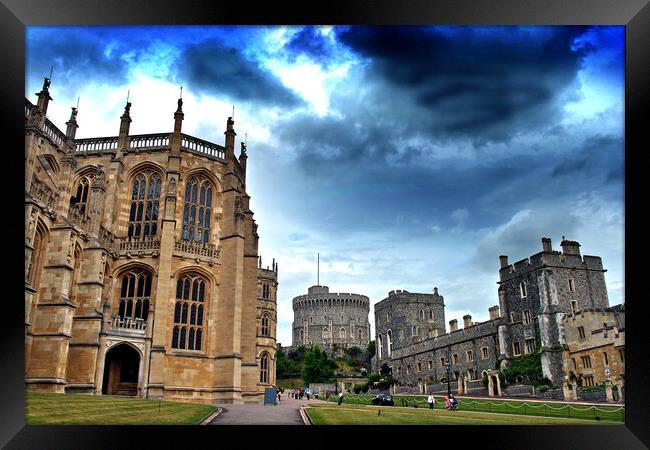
(371, 393, 394, 406)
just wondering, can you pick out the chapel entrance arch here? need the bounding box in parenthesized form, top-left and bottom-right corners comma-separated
(101, 343, 141, 396)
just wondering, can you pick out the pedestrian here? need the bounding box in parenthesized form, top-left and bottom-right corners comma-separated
(306, 391, 310, 401)
(277, 391, 281, 402)
(427, 393, 435, 410)
(338, 391, 344, 405)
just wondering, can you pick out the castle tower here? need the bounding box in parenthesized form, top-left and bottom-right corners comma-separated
(497, 237, 609, 383)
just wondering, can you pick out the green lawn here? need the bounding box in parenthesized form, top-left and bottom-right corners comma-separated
(325, 394, 624, 422)
(26, 391, 217, 425)
(306, 403, 620, 425)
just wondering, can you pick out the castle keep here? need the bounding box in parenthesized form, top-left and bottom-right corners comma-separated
(25, 78, 278, 404)
(291, 285, 370, 354)
(373, 237, 623, 398)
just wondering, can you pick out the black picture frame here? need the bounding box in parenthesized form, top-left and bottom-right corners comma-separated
(3, 1, 648, 448)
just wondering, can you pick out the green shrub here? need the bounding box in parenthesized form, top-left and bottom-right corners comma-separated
(538, 385, 550, 393)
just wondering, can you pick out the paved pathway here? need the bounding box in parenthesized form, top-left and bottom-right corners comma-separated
(208, 395, 326, 425)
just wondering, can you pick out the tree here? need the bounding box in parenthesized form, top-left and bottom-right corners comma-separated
(302, 346, 336, 384)
(346, 346, 363, 358)
(366, 340, 376, 358)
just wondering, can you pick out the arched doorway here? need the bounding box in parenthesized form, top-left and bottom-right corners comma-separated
(101, 344, 141, 396)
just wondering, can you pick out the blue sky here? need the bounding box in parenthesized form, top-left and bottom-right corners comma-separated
(26, 26, 625, 346)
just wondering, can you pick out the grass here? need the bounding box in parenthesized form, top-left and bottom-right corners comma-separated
(306, 403, 621, 425)
(26, 391, 217, 425)
(325, 394, 624, 423)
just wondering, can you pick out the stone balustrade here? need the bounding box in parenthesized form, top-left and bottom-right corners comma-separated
(75, 137, 119, 153)
(129, 133, 170, 150)
(43, 119, 68, 147)
(174, 239, 221, 263)
(181, 134, 225, 159)
(117, 237, 161, 257)
(109, 314, 147, 331)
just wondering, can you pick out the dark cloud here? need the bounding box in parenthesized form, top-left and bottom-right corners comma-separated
(176, 41, 302, 107)
(335, 26, 588, 142)
(550, 134, 623, 180)
(284, 27, 334, 62)
(26, 28, 131, 91)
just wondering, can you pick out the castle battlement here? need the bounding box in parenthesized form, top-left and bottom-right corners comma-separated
(292, 291, 370, 309)
(375, 288, 444, 310)
(499, 238, 604, 282)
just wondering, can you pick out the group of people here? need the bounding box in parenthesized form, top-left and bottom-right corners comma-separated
(287, 387, 311, 400)
(427, 393, 458, 410)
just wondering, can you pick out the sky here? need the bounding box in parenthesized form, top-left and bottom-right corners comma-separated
(26, 26, 625, 347)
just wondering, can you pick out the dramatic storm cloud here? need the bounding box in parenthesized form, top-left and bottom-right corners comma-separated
(26, 26, 624, 346)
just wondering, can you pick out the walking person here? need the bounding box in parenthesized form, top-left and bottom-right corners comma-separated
(427, 393, 435, 410)
(338, 391, 344, 405)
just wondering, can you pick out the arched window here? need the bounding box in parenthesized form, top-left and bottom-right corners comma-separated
(300, 329, 304, 341)
(378, 334, 383, 358)
(128, 171, 161, 240)
(519, 281, 527, 298)
(387, 330, 393, 356)
(70, 175, 93, 214)
(261, 313, 271, 337)
(118, 269, 151, 323)
(340, 327, 346, 338)
(419, 309, 424, 320)
(262, 284, 270, 299)
(182, 175, 213, 245)
(259, 352, 270, 384)
(28, 225, 46, 287)
(171, 273, 207, 351)
(358, 329, 362, 340)
(428, 310, 433, 320)
(412, 325, 419, 336)
(323, 327, 329, 337)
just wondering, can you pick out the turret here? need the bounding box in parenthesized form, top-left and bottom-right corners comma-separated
(35, 77, 52, 116)
(171, 95, 184, 153)
(118, 101, 132, 152)
(65, 107, 79, 139)
(239, 141, 248, 180)
(224, 116, 236, 159)
(561, 237, 581, 256)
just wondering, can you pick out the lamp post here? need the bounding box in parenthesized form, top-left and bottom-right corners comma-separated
(445, 362, 451, 397)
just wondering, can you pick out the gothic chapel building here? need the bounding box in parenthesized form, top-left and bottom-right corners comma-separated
(24, 78, 278, 404)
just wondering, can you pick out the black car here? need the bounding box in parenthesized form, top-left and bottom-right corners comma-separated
(371, 393, 394, 406)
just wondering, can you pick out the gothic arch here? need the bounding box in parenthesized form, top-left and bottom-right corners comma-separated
(182, 167, 222, 192)
(172, 265, 217, 286)
(113, 260, 158, 279)
(124, 161, 166, 184)
(105, 340, 144, 359)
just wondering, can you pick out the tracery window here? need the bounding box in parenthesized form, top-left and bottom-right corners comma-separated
(118, 269, 151, 322)
(28, 226, 46, 287)
(261, 313, 271, 337)
(339, 327, 346, 338)
(182, 175, 213, 245)
(262, 284, 270, 299)
(70, 175, 93, 214)
(128, 171, 161, 240)
(171, 274, 206, 351)
(259, 352, 270, 383)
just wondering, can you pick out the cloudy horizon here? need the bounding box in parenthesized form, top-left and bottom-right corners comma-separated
(26, 25, 625, 347)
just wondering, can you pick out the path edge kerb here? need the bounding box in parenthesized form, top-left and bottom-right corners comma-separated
(200, 407, 223, 425)
(300, 406, 312, 425)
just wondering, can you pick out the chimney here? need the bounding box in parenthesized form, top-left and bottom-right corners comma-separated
(488, 305, 500, 321)
(541, 237, 552, 252)
(499, 255, 509, 269)
(449, 319, 458, 332)
(560, 237, 581, 256)
(463, 314, 472, 328)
